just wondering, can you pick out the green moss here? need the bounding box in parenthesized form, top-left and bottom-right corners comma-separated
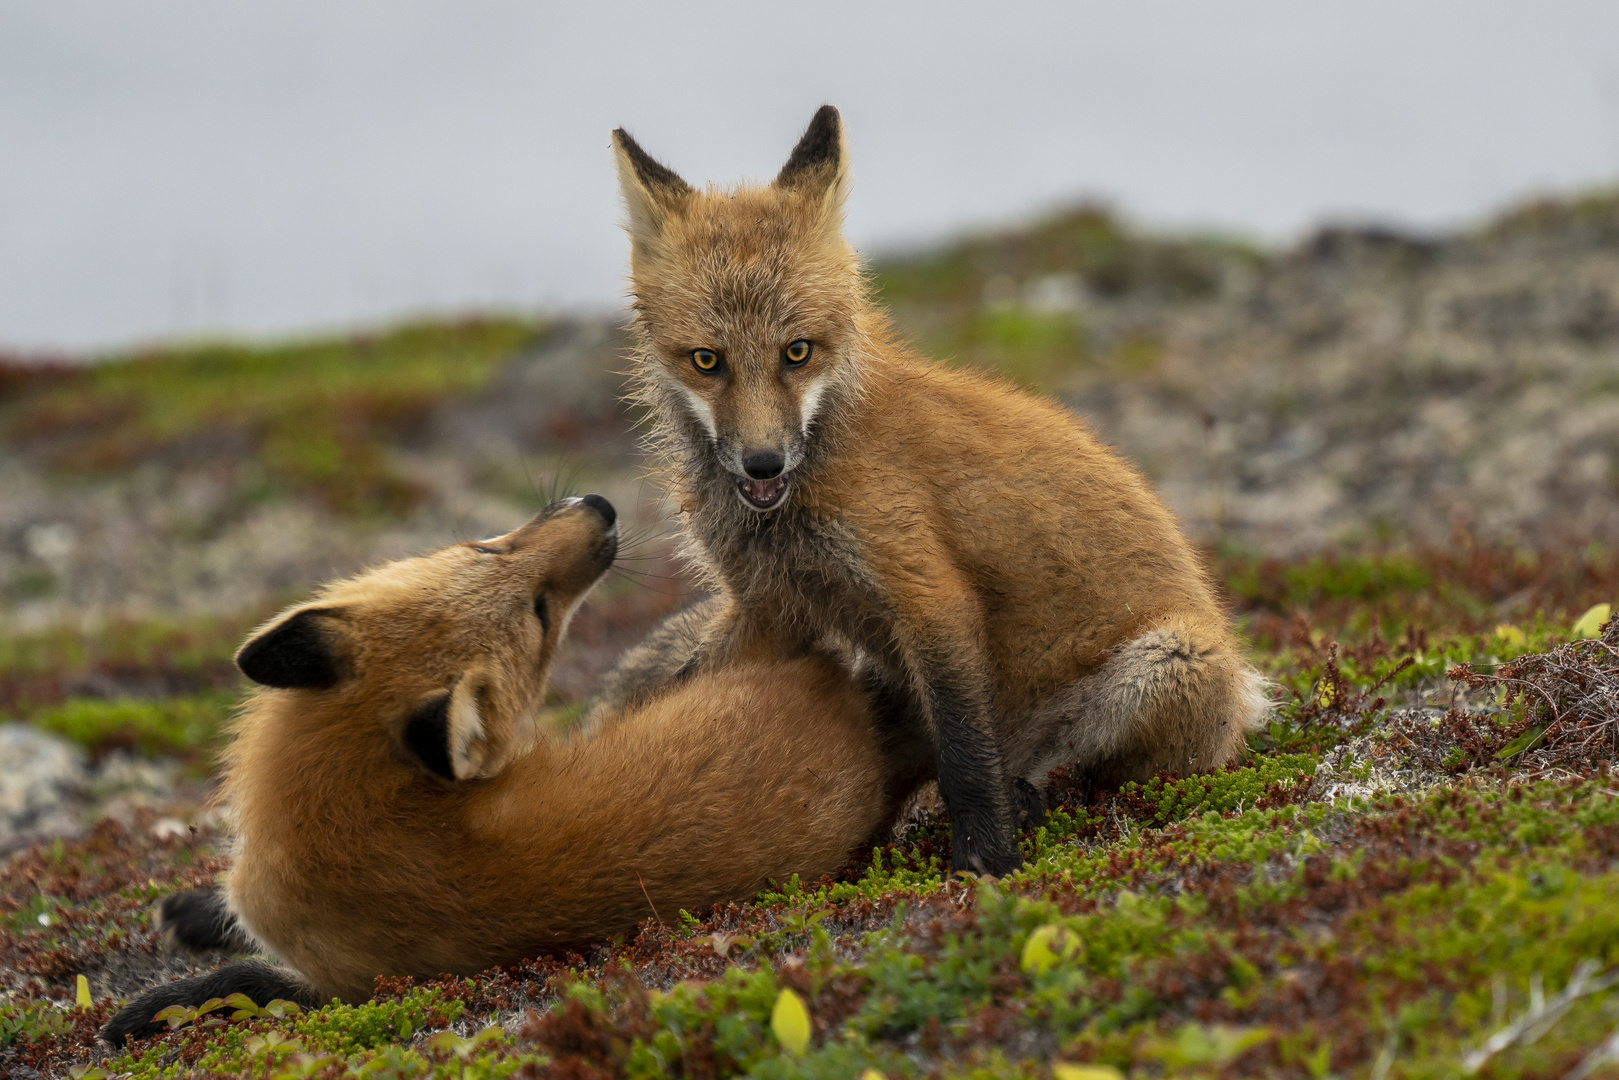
(3, 317, 545, 515)
(1112, 754, 1317, 828)
(957, 309, 1087, 390)
(107, 987, 493, 1079)
(0, 999, 71, 1048)
(0, 611, 257, 683)
(26, 691, 236, 760)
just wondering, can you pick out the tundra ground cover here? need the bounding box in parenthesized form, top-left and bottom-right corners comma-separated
(2, 551, 1616, 1078)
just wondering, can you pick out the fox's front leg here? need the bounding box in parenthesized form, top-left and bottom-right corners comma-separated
(880, 557, 1020, 876)
(913, 641, 1019, 875)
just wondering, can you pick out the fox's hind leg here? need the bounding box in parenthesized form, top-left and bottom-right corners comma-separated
(1015, 616, 1270, 795)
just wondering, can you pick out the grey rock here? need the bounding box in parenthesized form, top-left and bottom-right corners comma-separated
(0, 723, 87, 848)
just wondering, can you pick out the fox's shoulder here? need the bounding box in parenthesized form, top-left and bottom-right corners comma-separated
(842, 350, 1117, 479)
(858, 347, 1092, 432)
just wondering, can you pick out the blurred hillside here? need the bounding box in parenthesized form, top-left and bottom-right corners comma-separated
(1, 186, 1618, 779)
(6, 191, 1615, 624)
(876, 189, 1619, 551)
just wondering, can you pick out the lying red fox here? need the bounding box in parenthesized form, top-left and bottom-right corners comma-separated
(102, 496, 898, 1045)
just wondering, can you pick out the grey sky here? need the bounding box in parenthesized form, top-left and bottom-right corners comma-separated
(4, 1, 1619, 352)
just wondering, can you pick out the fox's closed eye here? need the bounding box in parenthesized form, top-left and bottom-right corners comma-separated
(534, 594, 550, 634)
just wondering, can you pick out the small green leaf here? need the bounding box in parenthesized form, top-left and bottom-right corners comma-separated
(1020, 924, 1082, 975)
(770, 987, 811, 1056)
(1572, 603, 1611, 639)
(221, 992, 260, 1018)
(154, 1004, 197, 1030)
(74, 975, 91, 1009)
(1496, 726, 1547, 760)
(1141, 1023, 1272, 1068)
(1053, 1065, 1124, 1080)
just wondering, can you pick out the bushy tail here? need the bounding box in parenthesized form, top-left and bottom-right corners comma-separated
(100, 961, 321, 1047)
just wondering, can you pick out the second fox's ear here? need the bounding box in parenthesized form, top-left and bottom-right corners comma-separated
(774, 105, 849, 216)
(401, 676, 490, 782)
(611, 127, 693, 254)
(236, 608, 347, 690)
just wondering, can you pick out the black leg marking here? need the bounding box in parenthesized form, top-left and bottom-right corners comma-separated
(100, 961, 321, 1047)
(916, 655, 1021, 876)
(158, 889, 253, 954)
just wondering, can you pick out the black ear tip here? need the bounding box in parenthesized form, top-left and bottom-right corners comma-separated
(237, 609, 342, 690)
(612, 126, 692, 196)
(778, 105, 845, 188)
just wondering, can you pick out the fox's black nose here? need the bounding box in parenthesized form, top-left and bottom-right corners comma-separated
(579, 493, 616, 529)
(742, 451, 785, 480)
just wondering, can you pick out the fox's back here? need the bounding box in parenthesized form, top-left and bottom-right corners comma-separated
(819, 352, 1220, 681)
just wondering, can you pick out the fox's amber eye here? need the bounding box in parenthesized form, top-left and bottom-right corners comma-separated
(784, 340, 812, 365)
(691, 349, 720, 373)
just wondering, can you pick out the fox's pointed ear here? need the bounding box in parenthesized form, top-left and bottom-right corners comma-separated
(774, 105, 849, 216)
(612, 127, 692, 253)
(401, 675, 490, 782)
(236, 608, 347, 690)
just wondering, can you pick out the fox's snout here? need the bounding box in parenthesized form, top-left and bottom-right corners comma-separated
(709, 383, 809, 504)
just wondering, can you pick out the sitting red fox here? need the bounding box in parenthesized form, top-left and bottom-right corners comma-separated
(102, 496, 896, 1045)
(603, 107, 1268, 876)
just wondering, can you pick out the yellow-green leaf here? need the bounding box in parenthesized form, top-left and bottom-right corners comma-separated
(1573, 603, 1611, 639)
(1020, 924, 1082, 975)
(75, 975, 91, 1009)
(1141, 1023, 1272, 1068)
(860, 1070, 887, 1080)
(770, 987, 811, 1056)
(1496, 725, 1547, 760)
(1053, 1065, 1124, 1080)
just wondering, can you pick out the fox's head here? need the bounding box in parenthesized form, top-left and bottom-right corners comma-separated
(233, 496, 618, 782)
(613, 106, 868, 512)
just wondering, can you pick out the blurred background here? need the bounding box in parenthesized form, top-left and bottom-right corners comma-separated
(7, 1, 1619, 347)
(4, 1, 1619, 846)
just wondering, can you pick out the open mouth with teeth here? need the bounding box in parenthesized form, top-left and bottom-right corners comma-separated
(736, 475, 788, 510)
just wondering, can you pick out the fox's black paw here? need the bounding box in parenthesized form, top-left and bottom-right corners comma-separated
(948, 816, 1024, 878)
(157, 889, 253, 954)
